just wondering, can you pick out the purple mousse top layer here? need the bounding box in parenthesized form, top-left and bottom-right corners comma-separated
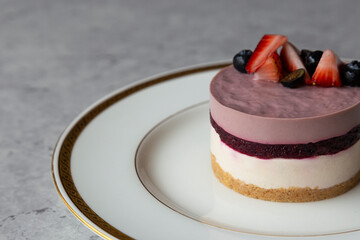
(210, 65, 360, 144)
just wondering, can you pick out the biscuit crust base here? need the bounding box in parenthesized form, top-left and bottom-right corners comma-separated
(211, 153, 360, 202)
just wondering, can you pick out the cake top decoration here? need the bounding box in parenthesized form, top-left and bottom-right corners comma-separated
(232, 34, 360, 88)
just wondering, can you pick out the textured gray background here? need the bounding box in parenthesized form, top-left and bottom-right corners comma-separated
(1, 0, 360, 239)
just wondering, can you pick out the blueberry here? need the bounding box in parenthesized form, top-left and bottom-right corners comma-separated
(233, 49, 252, 73)
(300, 49, 312, 64)
(341, 60, 360, 86)
(304, 50, 323, 76)
(280, 68, 305, 88)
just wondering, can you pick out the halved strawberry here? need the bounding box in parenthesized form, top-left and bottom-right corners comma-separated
(253, 52, 282, 82)
(245, 34, 288, 73)
(310, 49, 342, 87)
(280, 42, 311, 84)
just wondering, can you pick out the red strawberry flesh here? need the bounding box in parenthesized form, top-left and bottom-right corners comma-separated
(246, 34, 288, 73)
(280, 42, 311, 84)
(253, 52, 282, 82)
(311, 49, 342, 87)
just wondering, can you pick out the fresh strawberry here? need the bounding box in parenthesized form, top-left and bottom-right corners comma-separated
(310, 49, 342, 87)
(280, 42, 311, 84)
(245, 34, 288, 73)
(253, 52, 282, 82)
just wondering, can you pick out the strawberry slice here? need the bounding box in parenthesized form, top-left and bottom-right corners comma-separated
(253, 52, 282, 82)
(310, 49, 342, 87)
(280, 42, 311, 84)
(246, 34, 288, 73)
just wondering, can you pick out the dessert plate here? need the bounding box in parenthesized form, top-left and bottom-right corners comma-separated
(52, 61, 360, 240)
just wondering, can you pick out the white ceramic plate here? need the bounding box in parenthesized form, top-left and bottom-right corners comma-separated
(52, 61, 360, 240)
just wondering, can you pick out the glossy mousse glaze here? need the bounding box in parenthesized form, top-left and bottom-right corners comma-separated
(210, 65, 360, 144)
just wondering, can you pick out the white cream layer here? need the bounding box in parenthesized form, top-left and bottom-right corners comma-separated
(210, 126, 360, 189)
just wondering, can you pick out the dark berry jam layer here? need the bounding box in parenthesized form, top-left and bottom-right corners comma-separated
(210, 114, 360, 159)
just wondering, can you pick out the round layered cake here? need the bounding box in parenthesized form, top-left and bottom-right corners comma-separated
(210, 65, 360, 202)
